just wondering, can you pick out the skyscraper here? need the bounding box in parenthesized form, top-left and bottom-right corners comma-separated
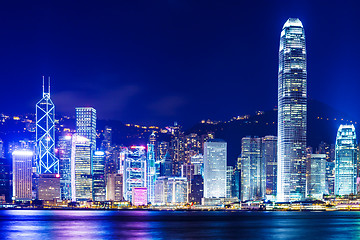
(335, 125, 358, 196)
(92, 150, 106, 201)
(58, 134, 72, 200)
(123, 146, 147, 202)
(240, 137, 265, 201)
(307, 154, 326, 199)
(203, 139, 227, 199)
(71, 135, 92, 201)
(277, 18, 307, 202)
(76, 107, 97, 150)
(262, 136, 277, 197)
(147, 141, 156, 204)
(36, 77, 59, 174)
(12, 150, 34, 201)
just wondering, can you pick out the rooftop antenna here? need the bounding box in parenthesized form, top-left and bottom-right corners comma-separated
(42, 75, 45, 94)
(48, 76, 51, 95)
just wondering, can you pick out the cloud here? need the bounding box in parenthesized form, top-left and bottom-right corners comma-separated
(52, 85, 141, 119)
(148, 95, 187, 117)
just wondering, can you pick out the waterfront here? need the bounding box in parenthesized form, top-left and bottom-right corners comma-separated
(0, 210, 359, 239)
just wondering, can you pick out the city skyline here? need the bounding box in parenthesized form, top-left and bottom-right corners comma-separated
(0, 2, 359, 127)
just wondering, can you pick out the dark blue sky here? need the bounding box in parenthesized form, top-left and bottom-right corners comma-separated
(0, 1, 359, 127)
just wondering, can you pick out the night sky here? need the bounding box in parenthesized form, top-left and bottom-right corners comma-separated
(0, 1, 359, 127)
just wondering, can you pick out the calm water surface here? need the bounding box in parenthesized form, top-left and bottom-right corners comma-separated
(0, 210, 358, 239)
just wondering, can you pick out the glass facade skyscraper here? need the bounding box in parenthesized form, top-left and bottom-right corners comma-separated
(76, 107, 97, 150)
(36, 77, 59, 174)
(203, 139, 227, 198)
(334, 124, 358, 196)
(277, 18, 307, 202)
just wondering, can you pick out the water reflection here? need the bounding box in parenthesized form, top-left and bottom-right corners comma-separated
(0, 210, 360, 239)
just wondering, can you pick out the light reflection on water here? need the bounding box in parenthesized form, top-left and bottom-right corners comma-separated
(0, 210, 360, 239)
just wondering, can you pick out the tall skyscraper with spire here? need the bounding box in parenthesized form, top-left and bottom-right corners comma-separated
(36, 77, 59, 174)
(277, 18, 307, 202)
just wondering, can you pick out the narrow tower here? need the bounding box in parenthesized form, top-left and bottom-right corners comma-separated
(277, 18, 307, 202)
(36, 77, 59, 174)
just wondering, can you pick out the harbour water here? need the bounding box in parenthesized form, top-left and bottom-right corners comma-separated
(0, 210, 359, 239)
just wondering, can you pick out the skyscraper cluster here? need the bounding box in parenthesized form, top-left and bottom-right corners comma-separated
(4, 18, 360, 207)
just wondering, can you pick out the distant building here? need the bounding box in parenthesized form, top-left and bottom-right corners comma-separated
(203, 139, 227, 199)
(262, 136, 277, 197)
(277, 18, 307, 202)
(38, 174, 61, 201)
(189, 175, 203, 204)
(12, 150, 33, 201)
(0, 158, 11, 202)
(226, 166, 233, 198)
(71, 135, 92, 201)
(106, 173, 123, 201)
(335, 125, 358, 196)
(241, 137, 265, 201)
(316, 142, 335, 195)
(92, 151, 106, 201)
(167, 177, 187, 204)
(76, 107, 96, 150)
(132, 187, 147, 206)
(58, 134, 72, 200)
(307, 154, 326, 199)
(147, 141, 156, 204)
(123, 146, 146, 202)
(154, 176, 168, 205)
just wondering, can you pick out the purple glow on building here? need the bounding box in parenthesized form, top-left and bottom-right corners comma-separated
(132, 187, 148, 206)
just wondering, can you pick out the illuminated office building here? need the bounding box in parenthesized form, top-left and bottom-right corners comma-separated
(0, 158, 11, 202)
(147, 141, 156, 204)
(189, 175, 203, 204)
(76, 107, 96, 150)
(123, 146, 146, 202)
(203, 139, 227, 198)
(92, 150, 106, 201)
(154, 176, 168, 205)
(262, 136, 277, 197)
(240, 137, 265, 201)
(226, 166, 234, 198)
(106, 173, 123, 201)
(307, 154, 326, 199)
(12, 150, 34, 201)
(167, 177, 188, 204)
(132, 187, 147, 206)
(36, 77, 59, 174)
(277, 18, 307, 202)
(38, 174, 61, 201)
(335, 125, 358, 196)
(71, 135, 92, 201)
(58, 134, 72, 200)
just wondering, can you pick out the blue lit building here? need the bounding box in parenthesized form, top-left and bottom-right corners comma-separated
(92, 150, 106, 201)
(277, 18, 307, 202)
(335, 125, 358, 196)
(147, 141, 156, 204)
(36, 77, 59, 174)
(58, 134, 72, 200)
(76, 107, 96, 151)
(123, 146, 147, 202)
(203, 139, 227, 199)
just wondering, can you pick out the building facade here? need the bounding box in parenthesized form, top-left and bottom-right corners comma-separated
(277, 18, 307, 202)
(203, 139, 227, 199)
(335, 125, 358, 196)
(76, 107, 96, 150)
(12, 150, 34, 201)
(36, 77, 59, 174)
